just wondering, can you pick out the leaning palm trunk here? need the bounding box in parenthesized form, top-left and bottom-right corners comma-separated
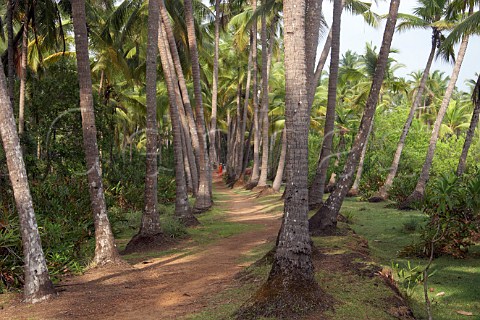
(309, 0, 400, 235)
(158, 18, 198, 227)
(19, 13, 28, 136)
(272, 127, 287, 192)
(257, 11, 270, 187)
(457, 75, 480, 176)
(375, 35, 437, 200)
(179, 0, 213, 212)
(159, 1, 202, 186)
(72, 0, 121, 265)
(402, 34, 470, 207)
(308, 0, 344, 208)
(209, 0, 221, 166)
(0, 61, 55, 304)
(7, 0, 15, 106)
(235, 40, 253, 179)
(348, 117, 374, 196)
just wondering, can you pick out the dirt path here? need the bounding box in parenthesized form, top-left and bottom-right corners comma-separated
(1, 177, 282, 320)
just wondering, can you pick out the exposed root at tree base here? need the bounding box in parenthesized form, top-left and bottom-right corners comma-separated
(398, 190, 424, 210)
(122, 232, 174, 255)
(254, 186, 277, 198)
(368, 195, 387, 203)
(346, 188, 359, 197)
(235, 274, 332, 320)
(244, 181, 258, 190)
(179, 215, 200, 227)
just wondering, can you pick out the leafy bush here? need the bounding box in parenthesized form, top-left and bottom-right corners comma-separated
(403, 172, 480, 258)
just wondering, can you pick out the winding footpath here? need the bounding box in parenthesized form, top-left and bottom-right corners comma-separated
(1, 177, 282, 320)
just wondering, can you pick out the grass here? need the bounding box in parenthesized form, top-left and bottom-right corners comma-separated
(342, 197, 480, 320)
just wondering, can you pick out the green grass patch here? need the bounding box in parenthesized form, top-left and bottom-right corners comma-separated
(343, 197, 480, 320)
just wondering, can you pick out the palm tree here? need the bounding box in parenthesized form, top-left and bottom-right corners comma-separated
(71, 0, 121, 265)
(238, 1, 322, 316)
(374, 0, 448, 201)
(0, 58, 55, 304)
(6, 0, 15, 106)
(256, 4, 270, 188)
(209, 0, 221, 167)
(308, 0, 343, 208)
(158, 17, 198, 226)
(309, 0, 401, 235)
(272, 126, 286, 192)
(457, 75, 480, 175)
(184, 0, 213, 212)
(401, 4, 474, 207)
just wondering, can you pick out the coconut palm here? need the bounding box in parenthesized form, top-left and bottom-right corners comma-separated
(309, 0, 400, 235)
(374, 0, 449, 200)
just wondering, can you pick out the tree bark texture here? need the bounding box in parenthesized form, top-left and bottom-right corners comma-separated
(250, 0, 260, 184)
(19, 9, 28, 136)
(257, 10, 270, 187)
(272, 127, 287, 192)
(140, 0, 161, 236)
(457, 75, 480, 176)
(308, 0, 343, 208)
(184, 0, 213, 212)
(72, 0, 121, 265)
(309, 0, 400, 235)
(209, 0, 221, 166)
(0, 61, 55, 304)
(158, 18, 198, 226)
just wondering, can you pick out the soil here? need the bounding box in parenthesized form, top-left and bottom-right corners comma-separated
(0, 176, 282, 320)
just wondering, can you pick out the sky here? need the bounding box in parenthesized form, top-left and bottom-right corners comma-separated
(321, 1, 480, 92)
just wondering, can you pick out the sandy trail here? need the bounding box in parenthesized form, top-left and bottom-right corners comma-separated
(1, 177, 282, 320)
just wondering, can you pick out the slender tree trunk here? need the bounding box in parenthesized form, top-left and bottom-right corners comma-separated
(72, 0, 121, 265)
(257, 10, 269, 187)
(159, 0, 202, 185)
(139, 0, 161, 237)
(236, 39, 253, 179)
(376, 37, 437, 200)
(158, 16, 198, 226)
(181, 124, 194, 193)
(457, 75, 480, 176)
(232, 80, 242, 179)
(348, 117, 374, 196)
(250, 0, 260, 184)
(0, 62, 55, 304)
(19, 10, 28, 136)
(403, 33, 470, 206)
(305, 0, 324, 101)
(308, 0, 343, 208)
(272, 127, 286, 192)
(209, 0, 221, 167)
(7, 0, 15, 106)
(309, 0, 400, 235)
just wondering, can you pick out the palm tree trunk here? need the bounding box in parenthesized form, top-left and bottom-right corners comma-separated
(257, 10, 269, 187)
(19, 11, 28, 136)
(272, 127, 287, 192)
(308, 0, 343, 208)
(305, 0, 324, 100)
(309, 0, 400, 235)
(159, 0, 202, 185)
(236, 39, 253, 179)
(176, 0, 213, 212)
(403, 33, 470, 206)
(457, 75, 480, 176)
(71, 0, 121, 265)
(0, 61, 55, 304)
(157, 16, 198, 227)
(250, 0, 260, 184)
(7, 0, 15, 106)
(209, 0, 221, 167)
(376, 37, 437, 200)
(181, 125, 194, 193)
(254, 0, 320, 311)
(139, 0, 161, 237)
(348, 117, 374, 196)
